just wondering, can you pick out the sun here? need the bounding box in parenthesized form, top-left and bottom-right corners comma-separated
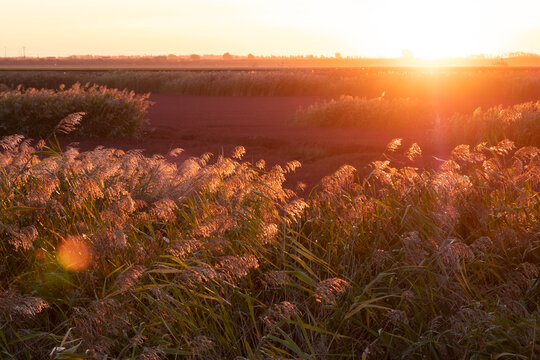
(405, 29, 472, 60)
(342, 0, 498, 59)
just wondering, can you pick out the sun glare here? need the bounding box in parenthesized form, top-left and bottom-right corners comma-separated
(340, 0, 537, 59)
(57, 236, 93, 272)
(1, 0, 537, 57)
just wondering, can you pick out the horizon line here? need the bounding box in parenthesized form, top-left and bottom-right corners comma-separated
(2, 52, 540, 60)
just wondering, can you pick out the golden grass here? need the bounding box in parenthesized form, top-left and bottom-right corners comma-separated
(0, 83, 151, 138)
(0, 68, 539, 99)
(296, 97, 540, 146)
(0, 117, 538, 358)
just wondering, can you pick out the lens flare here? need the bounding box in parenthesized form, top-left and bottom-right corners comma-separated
(57, 237, 92, 272)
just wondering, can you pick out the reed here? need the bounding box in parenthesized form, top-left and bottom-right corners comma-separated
(0, 83, 151, 138)
(0, 120, 538, 358)
(296, 97, 540, 147)
(1, 68, 538, 99)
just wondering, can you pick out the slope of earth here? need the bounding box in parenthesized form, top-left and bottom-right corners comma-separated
(64, 94, 527, 190)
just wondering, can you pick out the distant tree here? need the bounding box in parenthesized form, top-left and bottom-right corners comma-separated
(190, 54, 201, 60)
(247, 53, 255, 59)
(335, 52, 342, 59)
(223, 52, 233, 60)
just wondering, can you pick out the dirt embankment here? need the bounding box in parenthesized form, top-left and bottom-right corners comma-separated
(63, 94, 529, 189)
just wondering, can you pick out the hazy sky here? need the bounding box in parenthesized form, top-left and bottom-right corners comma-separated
(1, 0, 539, 58)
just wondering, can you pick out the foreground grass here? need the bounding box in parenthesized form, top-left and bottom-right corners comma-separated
(0, 132, 539, 359)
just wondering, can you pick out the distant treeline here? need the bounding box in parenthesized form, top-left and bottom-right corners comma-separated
(0, 68, 539, 101)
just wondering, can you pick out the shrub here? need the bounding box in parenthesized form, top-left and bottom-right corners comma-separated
(294, 95, 436, 129)
(296, 98, 540, 147)
(0, 83, 151, 138)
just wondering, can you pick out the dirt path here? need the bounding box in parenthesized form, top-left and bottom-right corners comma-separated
(66, 94, 525, 189)
(66, 95, 433, 189)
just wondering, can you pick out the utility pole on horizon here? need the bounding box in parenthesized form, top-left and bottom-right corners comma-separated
(4, 47, 6, 58)
(22, 46, 26, 58)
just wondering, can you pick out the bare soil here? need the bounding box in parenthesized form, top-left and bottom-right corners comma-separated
(65, 94, 523, 190)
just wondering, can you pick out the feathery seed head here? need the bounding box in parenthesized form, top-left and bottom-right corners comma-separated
(386, 138, 403, 152)
(114, 265, 146, 293)
(314, 278, 351, 306)
(262, 270, 291, 287)
(405, 142, 422, 161)
(55, 112, 86, 134)
(0, 134, 25, 152)
(231, 146, 246, 160)
(260, 301, 301, 329)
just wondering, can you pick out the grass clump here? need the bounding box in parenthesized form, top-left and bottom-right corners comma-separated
(0, 83, 151, 138)
(296, 97, 540, 147)
(0, 127, 538, 358)
(442, 100, 540, 146)
(294, 95, 435, 129)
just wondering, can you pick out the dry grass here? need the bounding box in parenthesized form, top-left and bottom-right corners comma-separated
(0, 114, 538, 358)
(294, 95, 435, 129)
(0, 83, 151, 138)
(0, 68, 539, 99)
(296, 97, 540, 147)
(441, 100, 540, 146)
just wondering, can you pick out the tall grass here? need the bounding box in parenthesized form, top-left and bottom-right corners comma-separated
(296, 97, 540, 147)
(1, 68, 539, 99)
(0, 124, 538, 358)
(441, 100, 540, 146)
(294, 96, 436, 129)
(0, 83, 151, 138)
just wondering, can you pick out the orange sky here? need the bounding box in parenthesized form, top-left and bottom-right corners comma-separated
(1, 0, 539, 58)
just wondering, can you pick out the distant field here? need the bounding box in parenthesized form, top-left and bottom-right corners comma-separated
(1, 67, 539, 99)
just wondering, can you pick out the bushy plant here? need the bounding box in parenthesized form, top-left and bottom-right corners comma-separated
(0, 83, 151, 138)
(294, 95, 436, 129)
(0, 127, 538, 358)
(296, 98, 540, 147)
(442, 100, 540, 146)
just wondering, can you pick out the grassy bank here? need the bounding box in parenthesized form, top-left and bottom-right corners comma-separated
(0, 84, 151, 138)
(295, 98, 540, 147)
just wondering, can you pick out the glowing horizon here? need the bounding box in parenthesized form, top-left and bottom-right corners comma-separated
(1, 0, 538, 59)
